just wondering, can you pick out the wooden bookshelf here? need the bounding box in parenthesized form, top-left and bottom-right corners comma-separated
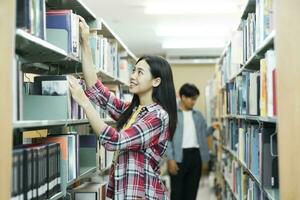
(276, 0, 300, 199)
(0, 1, 14, 199)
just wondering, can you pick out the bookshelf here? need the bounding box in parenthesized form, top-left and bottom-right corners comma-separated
(13, 118, 115, 131)
(206, 0, 280, 199)
(15, 28, 81, 74)
(0, 1, 14, 199)
(223, 115, 277, 123)
(221, 30, 275, 90)
(8, 0, 136, 199)
(276, 0, 300, 199)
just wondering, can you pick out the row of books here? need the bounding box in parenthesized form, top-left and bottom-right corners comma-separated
(12, 143, 61, 200)
(243, 13, 256, 63)
(16, 0, 134, 84)
(89, 31, 134, 84)
(34, 134, 98, 183)
(242, 0, 275, 64)
(16, 0, 46, 40)
(89, 32, 118, 77)
(223, 120, 279, 189)
(226, 71, 260, 116)
(19, 74, 133, 123)
(255, 0, 275, 49)
(22, 75, 86, 121)
(12, 131, 113, 199)
(16, 0, 81, 58)
(222, 157, 263, 200)
(219, 0, 274, 86)
(225, 49, 276, 117)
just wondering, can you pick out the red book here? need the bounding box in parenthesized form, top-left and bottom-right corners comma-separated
(272, 69, 277, 116)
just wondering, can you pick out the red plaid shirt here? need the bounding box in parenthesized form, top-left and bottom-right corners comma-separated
(85, 80, 170, 200)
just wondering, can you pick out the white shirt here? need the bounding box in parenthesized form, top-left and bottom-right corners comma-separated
(181, 110, 199, 148)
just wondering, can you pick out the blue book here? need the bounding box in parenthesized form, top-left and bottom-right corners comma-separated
(79, 135, 97, 148)
(241, 72, 250, 115)
(46, 10, 72, 53)
(251, 126, 260, 179)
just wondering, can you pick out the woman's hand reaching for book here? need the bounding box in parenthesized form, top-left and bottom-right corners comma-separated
(69, 76, 90, 108)
(77, 16, 98, 88)
(78, 15, 90, 45)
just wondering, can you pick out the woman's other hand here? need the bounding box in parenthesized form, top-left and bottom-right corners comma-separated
(68, 76, 89, 108)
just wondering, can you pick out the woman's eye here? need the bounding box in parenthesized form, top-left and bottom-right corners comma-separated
(138, 71, 143, 75)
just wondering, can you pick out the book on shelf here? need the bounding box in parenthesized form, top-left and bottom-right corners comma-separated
(23, 75, 86, 121)
(265, 50, 276, 117)
(16, 0, 46, 39)
(89, 32, 122, 79)
(46, 9, 80, 57)
(34, 133, 99, 190)
(259, 50, 277, 118)
(223, 155, 264, 200)
(241, 72, 250, 115)
(260, 58, 268, 117)
(262, 125, 279, 189)
(89, 31, 102, 71)
(249, 72, 260, 116)
(225, 119, 280, 185)
(242, 13, 256, 62)
(224, 65, 277, 118)
(256, 0, 275, 48)
(72, 182, 107, 200)
(272, 69, 277, 116)
(79, 135, 98, 172)
(12, 143, 61, 200)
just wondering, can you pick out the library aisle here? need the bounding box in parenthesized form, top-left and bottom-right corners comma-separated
(1, 0, 300, 199)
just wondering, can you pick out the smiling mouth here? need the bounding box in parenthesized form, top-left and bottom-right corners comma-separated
(130, 81, 137, 86)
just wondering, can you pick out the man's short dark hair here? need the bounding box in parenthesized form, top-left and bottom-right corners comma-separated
(179, 83, 200, 98)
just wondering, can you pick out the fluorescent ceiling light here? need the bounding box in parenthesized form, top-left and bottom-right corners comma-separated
(162, 39, 227, 49)
(145, 1, 239, 15)
(156, 27, 233, 38)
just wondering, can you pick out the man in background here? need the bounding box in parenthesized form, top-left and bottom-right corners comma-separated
(167, 83, 219, 200)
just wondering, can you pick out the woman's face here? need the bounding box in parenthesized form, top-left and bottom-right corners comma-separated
(129, 60, 155, 95)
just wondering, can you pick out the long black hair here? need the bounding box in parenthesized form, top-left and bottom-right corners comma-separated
(116, 55, 178, 138)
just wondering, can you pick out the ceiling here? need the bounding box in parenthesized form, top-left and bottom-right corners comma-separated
(83, 0, 246, 58)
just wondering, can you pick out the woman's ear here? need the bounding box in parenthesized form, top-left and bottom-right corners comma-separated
(152, 77, 161, 88)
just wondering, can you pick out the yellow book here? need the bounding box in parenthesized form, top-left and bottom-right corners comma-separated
(23, 129, 48, 138)
(260, 58, 267, 117)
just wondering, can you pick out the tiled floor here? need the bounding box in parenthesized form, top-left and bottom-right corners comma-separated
(196, 173, 217, 200)
(163, 172, 217, 200)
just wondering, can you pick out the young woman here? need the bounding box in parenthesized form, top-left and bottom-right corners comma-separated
(68, 16, 177, 200)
